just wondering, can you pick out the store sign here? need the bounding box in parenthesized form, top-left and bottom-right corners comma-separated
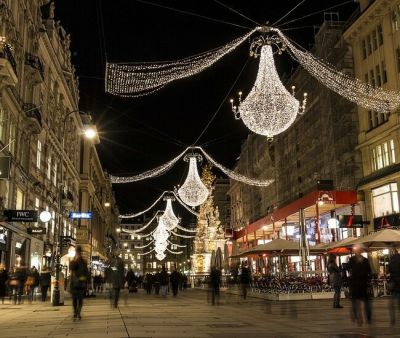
(60, 236, 76, 247)
(69, 212, 93, 219)
(0, 156, 11, 179)
(338, 215, 364, 228)
(27, 227, 47, 235)
(374, 213, 400, 230)
(4, 210, 38, 222)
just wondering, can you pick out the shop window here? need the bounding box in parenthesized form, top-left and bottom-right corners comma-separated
(372, 183, 399, 217)
(36, 140, 42, 169)
(16, 188, 24, 210)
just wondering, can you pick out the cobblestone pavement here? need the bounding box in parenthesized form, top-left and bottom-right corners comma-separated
(0, 289, 400, 337)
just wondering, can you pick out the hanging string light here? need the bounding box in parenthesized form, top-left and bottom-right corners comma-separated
(272, 28, 400, 112)
(230, 41, 307, 138)
(105, 28, 258, 97)
(110, 148, 189, 184)
(177, 154, 209, 207)
(120, 211, 161, 233)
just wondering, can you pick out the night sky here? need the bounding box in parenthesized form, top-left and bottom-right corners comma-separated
(53, 0, 357, 215)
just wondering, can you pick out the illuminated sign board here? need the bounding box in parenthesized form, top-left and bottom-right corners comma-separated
(69, 212, 93, 219)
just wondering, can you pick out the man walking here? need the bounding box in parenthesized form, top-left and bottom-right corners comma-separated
(159, 265, 169, 297)
(70, 246, 89, 320)
(240, 261, 251, 300)
(109, 250, 125, 308)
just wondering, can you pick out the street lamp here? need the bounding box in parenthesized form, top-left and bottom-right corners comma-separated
(52, 110, 98, 306)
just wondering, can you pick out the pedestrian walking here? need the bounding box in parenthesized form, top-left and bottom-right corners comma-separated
(26, 266, 40, 303)
(388, 247, 400, 325)
(347, 244, 372, 325)
(0, 264, 7, 304)
(144, 273, 153, 294)
(70, 246, 89, 320)
(109, 250, 125, 308)
(154, 270, 161, 295)
(39, 267, 51, 301)
(170, 266, 180, 297)
(240, 261, 251, 300)
(159, 265, 169, 297)
(210, 267, 221, 305)
(327, 253, 343, 308)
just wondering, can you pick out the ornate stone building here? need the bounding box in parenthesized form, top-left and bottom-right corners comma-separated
(0, 0, 119, 272)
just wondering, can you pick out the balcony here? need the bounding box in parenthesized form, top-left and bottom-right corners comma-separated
(22, 103, 43, 134)
(0, 43, 18, 87)
(24, 52, 44, 84)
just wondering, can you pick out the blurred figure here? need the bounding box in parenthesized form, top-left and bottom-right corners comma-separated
(93, 274, 102, 293)
(348, 244, 372, 325)
(240, 261, 251, 300)
(210, 267, 221, 305)
(327, 254, 343, 308)
(170, 266, 180, 297)
(126, 269, 135, 290)
(145, 273, 153, 294)
(39, 267, 51, 301)
(0, 264, 7, 304)
(109, 249, 125, 308)
(159, 265, 169, 297)
(154, 270, 161, 295)
(26, 266, 40, 303)
(388, 247, 400, 325)
(70, 246, 89, 320)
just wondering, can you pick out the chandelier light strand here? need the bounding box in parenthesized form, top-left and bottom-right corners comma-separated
(195, 146, 274, 187)
(166, 248, 184, 254)
(174, 223, 198, 233)
(272, 28, 400, 112)
(118, 192, 169, 218)
(110, 148, 189, 184)
(173, 191, 200, 216)
(170, 231, 196, 239)
(105, 29, 258, 97)
(120, 212, 160, 233)
(139, 248, 155, 256)
(133, 240, 154, 249)
(167, 240, 187, 247)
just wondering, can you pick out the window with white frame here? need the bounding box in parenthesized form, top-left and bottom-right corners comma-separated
(52, 161, 57, 186)
(0, 107, 5, 143)
(16, 188, 24, 210)
(371, 140, 396, 171)
(36, 140, 42, 169)
(372, 183, 399, 217)
(47, 155, 51, 180)
(9, 122, 15, 155)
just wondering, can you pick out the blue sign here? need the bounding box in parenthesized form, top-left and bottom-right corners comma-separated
(69, 212, 93, 219)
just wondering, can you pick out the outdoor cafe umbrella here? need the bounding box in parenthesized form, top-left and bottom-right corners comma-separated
(324, 236, 358, 250)
(350, 229, 400, 248)
(230, 239, 299, 258)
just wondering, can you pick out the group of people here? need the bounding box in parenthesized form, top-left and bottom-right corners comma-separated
(0, 264, 51, 304)
(143, 265, 187, 297)
(327, 245, 400, 326)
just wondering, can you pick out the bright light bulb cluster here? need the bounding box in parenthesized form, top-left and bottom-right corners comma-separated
(105, 29, 257, 97)
(110, 149, 188, 184)
(177, 155, 209, 207)
(231, 45, 302, 138)
(273, 28, 400, 112)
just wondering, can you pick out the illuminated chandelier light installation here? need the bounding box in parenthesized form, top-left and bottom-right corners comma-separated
(105, 28, 258, 97)
(272, 28, 400, 112)
(231, 40, 307, 138)
(177, 154, 209, 207)
(160, 197, 180, 230)
(110, 148, 188, 184)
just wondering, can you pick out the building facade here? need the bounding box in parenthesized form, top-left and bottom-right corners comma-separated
(0, 0, 119, 274)
(343, 0, 400, 232)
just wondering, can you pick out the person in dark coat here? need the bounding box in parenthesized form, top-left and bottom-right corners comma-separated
(26, 266, 40, 303)
(154, 270, 161, 295)
(327, 253, 343, 308)
(126, 269, 135, 289)
(159, 265, 169, 297)
(240, 261, 251, 300)
(170, 267, 180, 297)
(388, 248, 400, 325)
(39, 267, 51, 301)
(0, 264, 7, 304)
(109, 250, 125, 308)
(145, 273, 153, 294)
(210, 267, 221, 305)
(348, 245, 372, 325)
(70, 246, 89, 320)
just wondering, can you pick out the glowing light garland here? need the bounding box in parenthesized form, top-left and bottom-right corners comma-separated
(174, 223, 197, 233)
(172, 191, 200, 216)
(170, 231, 196, 239)
(120, 212, 161, 233)
(272, 28, 400, 112)
(166, 248, 184, 254)
(110, 148, 188, 184)
(231, 43, 307, 138)
(105, 29, 258, 97)
(177, 154, 209, 207)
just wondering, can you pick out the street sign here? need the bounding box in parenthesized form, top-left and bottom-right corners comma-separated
(338, 215, 364, 228)
(0, 156, 11, 179)
(69, 212, 93, 219)
(27, 227, 47, 235)
(4, 210, 38, 222)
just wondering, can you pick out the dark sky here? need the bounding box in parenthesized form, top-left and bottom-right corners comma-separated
(53, 0, 357, 215)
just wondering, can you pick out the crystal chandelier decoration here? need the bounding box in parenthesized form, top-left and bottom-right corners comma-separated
(230, 37, 307, 138)
(160, 197, 180, 230)
(177, 154, 209, 207)
(106, 28, 258, 97)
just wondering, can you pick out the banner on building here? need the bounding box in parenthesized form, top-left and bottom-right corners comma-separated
(4, 210, 38, 222)
(338, 215, 364, 228)
(374, 213, 400, 230)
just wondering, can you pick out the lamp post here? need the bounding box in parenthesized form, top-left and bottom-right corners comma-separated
(52, 110, 97, 306)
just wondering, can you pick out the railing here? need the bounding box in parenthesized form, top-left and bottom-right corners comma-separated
(22, 103, 42, 128)
(0, 43, 17, 76)
(25, 52, 44, 80)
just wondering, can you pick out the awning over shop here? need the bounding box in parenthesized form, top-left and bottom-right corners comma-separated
(234, 190, 357, 241)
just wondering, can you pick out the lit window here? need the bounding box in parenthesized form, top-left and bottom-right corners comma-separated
(16, 188, 24, 210)
(47, 155, 51, 180)
(52, 161, 57, 186)
(371, 140, 396, 171)
(372, 183, 399, 217)
(36, 140, 42, 169)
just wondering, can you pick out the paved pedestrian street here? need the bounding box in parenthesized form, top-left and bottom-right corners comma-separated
(0, 289, 399, 338)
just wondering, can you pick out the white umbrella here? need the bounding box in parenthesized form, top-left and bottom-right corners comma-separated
(350, 229, 400, 248)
